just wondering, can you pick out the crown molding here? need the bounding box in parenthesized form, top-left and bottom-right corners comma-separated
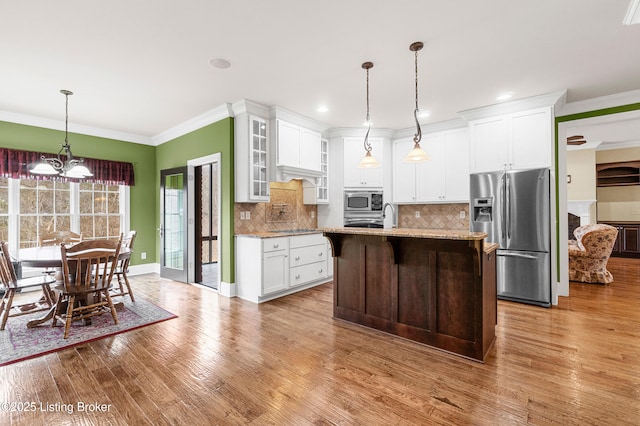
(0, 110, 152, 145)
(624, 0, 640, 25)
(392, 118, 468, 140)
(557, 89, 640, 117)
(325, 127, 395, 140)
(458, 90, 567, 121)
(152, 103, 234, 146)
(231, 99, 270, 117)
(269, 105, 330, 133)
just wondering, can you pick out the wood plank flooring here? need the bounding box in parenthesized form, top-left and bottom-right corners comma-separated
(1, 257, 639, 425)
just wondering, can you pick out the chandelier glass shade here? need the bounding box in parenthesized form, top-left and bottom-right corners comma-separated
(357, 62, 381, 169)
(30, 90, 93, 178)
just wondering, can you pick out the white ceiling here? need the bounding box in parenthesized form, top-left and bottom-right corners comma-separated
(2, 1, 640, 144)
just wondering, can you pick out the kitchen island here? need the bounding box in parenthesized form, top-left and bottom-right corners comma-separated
(321, 227, 498, 362)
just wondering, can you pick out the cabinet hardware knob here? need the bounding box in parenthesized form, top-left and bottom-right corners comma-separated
(274, 244, 279, 248)
(295, 256, 300, 260)
(319, 268, 323, 273)
(318, 252, 323, 256)
(295, 274, 300, 279)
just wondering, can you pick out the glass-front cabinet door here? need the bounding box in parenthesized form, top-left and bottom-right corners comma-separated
(250, 116, 269, 200)
(317, 138, 329, 203)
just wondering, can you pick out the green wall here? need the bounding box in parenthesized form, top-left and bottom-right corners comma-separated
(155, 118, 235, 284)
(0, 120, 156, 267)
(1, 116, 236, 284)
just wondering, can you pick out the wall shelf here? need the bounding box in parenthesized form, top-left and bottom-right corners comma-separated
(596, 161, 640, 187)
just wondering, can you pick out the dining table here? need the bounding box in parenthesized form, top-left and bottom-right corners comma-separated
(17, 245, 132, 328)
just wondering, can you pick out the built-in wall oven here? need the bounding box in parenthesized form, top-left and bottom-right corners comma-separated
(344, 190, 383, 228)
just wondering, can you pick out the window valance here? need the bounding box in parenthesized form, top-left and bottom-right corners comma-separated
(0, 148, 135, 186)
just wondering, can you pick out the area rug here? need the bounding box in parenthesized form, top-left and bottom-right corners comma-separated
(0, 297, 177, 367)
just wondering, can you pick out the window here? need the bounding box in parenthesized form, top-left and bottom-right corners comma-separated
(0, 177, 128, 251)
(19, 179, 71, 248)
(0, 178, 8, 243)
(79, 182, 122, 240)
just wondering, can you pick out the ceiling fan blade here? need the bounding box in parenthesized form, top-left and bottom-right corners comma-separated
(567, 135, 587, 145)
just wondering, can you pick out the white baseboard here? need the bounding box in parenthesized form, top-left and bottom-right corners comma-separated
(128, 263, 160, 276)
(218, 281, 236, 298)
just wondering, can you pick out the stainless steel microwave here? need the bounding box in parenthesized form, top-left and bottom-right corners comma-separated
(344, 190, 383, 212)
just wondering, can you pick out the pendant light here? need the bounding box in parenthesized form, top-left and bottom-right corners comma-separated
(30, 90, 93, 178)
(403, 42, 430, 163)
(357, 61, 380, 169)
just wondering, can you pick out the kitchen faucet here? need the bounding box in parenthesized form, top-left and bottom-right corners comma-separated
(382, 203, 396, 228)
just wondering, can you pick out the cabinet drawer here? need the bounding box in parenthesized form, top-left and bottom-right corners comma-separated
(290, 261, 327, 287)
(290, 244, 327, 267)
(263, 237, 289, 253)
(289, 233, 326, 248)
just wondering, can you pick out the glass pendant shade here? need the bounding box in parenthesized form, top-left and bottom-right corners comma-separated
(61, 163, 93, 178)
(403, 142, 431, 163)
(358, 150, 381, 168)
(30, 161, 60, 175)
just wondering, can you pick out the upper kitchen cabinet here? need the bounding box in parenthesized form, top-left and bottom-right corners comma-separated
(276, 119, 322, 172)
(304, 138, 329, 204)
(393, 127, 469, 203)
(469, 107, 552, 172)
(461, 91, 565, 174)
(234, 101, 271, 202)
(344, 137, 384, 188)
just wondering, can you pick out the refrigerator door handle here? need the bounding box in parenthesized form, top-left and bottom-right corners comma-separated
(500, 174, 506, 242)
(497, 251, 539, 260)
(505, 175, 511, 241)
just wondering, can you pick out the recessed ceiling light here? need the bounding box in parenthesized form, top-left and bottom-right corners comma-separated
(496, 92, 513, 101)
(317, 105, 329, 113)
(418, 110, 430, 118)
(363, 120, 373, 127)
(209, 58, 231, 69)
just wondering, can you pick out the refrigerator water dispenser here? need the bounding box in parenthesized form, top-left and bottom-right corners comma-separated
(473, 198, 493, 222)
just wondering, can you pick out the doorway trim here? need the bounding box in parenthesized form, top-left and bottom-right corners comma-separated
(555, 99, 640, 299)
(187, 153, 222, 292)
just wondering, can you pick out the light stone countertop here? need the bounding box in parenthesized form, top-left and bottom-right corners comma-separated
(319, 227, 487, 241)
(235, 229, 322, 239)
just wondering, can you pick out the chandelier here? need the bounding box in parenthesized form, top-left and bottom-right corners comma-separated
(30, 90, 93, 178)
(357, 61, 381, 168)
(403, 42, 430, 163)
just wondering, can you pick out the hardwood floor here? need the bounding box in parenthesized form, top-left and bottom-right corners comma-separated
(2, 258, 639, 425)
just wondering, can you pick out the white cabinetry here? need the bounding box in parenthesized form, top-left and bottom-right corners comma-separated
(236, 233, 331, 303)
(289, 234, 328, 287)
(277, 120, 321, 172)
(235, 114, 270, 202)
(469, 107, 552, 173)
(262, 237, 289, 294)
(303, 138, 329, 205)
(393, 128, 469, 203)
(343, 137, 383, 188)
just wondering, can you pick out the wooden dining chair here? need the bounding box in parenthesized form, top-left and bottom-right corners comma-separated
(0, 241, 56, 331)
(109, 230, 137, 302)
(53, 235, 122, 339)
(39, 230, 82, 246)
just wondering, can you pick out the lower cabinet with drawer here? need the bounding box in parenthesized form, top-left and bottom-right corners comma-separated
(236, 233, 332, 303)
(289, 234, 328, 287)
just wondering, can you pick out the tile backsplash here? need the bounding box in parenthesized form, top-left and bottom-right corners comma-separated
(398, 203, 470, 230)
(235, 180, 317, 234)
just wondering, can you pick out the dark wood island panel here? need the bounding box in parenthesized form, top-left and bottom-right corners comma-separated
(322, 228, 497, 362)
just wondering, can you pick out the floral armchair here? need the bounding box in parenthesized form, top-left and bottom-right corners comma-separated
(568, 224, 618, 284)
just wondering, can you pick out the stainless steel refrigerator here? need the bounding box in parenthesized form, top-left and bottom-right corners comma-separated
(470, 168, 551, 307)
